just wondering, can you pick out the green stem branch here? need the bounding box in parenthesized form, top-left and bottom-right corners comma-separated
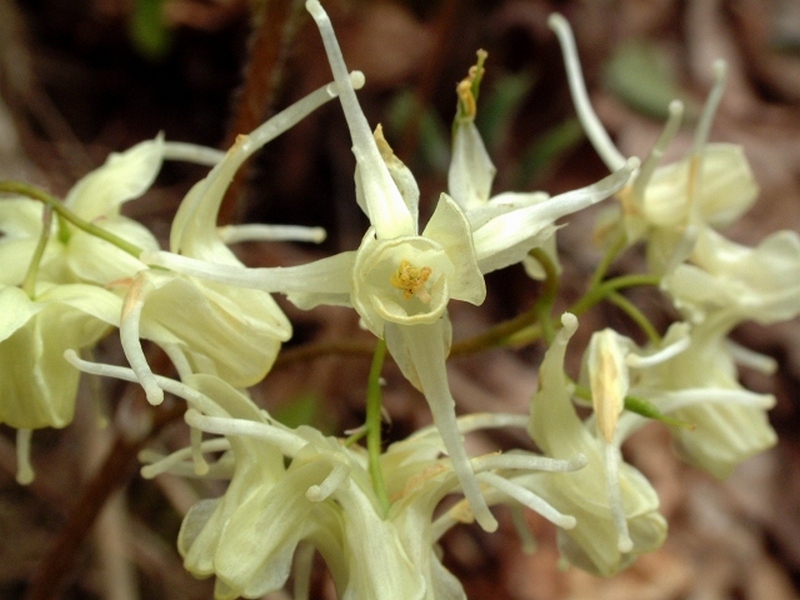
(366, 338, 390, 516)
(568, 273, 661, 318)
(0, 181, 144, 259)
(588, 229, 627, 290)
(528, 247, 559, 345)
(21, 206, 53, 298)
(607, 291, 661, 344)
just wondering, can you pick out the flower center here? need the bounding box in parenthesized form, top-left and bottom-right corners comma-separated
(390, 260, 432, 303)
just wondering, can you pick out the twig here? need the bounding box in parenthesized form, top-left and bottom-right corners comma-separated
(219, 0, 308, 225)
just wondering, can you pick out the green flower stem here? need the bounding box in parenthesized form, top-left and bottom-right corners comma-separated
(0, 180, 144, 259)
(366, 338, 391, 516)
(451, 307, 542, 356)
(624, 394, 695, 430)
(272, 269, 661, 367)
(574, 382, 694, 430)
(588, 230, 627, 290)
(21, 205, 53, 299)
(607, 291, 661, 344)
(568, 273, 661, 318)
(528, 247, 559, 345)
(343, 427, 367, 448)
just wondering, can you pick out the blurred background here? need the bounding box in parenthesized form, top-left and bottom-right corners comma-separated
(1, 0, 800, 598)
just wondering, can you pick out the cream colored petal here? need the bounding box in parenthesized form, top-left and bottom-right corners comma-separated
(474, 161, 635, 274)
(63, 218, 157, 285)
(339, 485, 426, 600)
(171, 74, 365, 259)
(0, 198, 45, 237)
(65, 134, 166, 220)
(139, 275, 291, 388)
(465, 190, 550, 230)
(664, 227, 800, 323)
(448, 121, 496, 212)
(0, 284, 117, 429)
(307, 0, 415, 239)
(0, 286, 41, 342)
(212, 459, 338, 598)
(643, 144, 758, 229)
(670, 401, 777, 479)
(388, 320, 498, 532)
(586, 330, 629, 444)
(141, 248, 356, 310)
(422, 193, 485, 306)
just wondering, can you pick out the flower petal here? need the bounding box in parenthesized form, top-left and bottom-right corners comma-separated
(65, 134, 166, 220)
(422, 193, 485, 306)
(448, 121, 496, 213)
(474, 160, 635, 274)
(307, 0, 415, 239)
(387, 319, 498, 532)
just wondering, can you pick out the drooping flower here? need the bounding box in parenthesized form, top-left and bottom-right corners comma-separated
(527, 313, 668, 576)
(630, 319, 776, 479)
(0, 282, 121, 482)
(549, 14, 758, 273)
(67, 351, 585, 600)
(142, 0, 634, 531)
(580, 316, 777, 481)
(0, 137, 222, 481)
(0, 135, 224, 288)
(662, 225, 800, 326)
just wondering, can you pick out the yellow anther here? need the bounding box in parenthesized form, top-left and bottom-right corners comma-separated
(390, 260, 433, 302)
(456, 49, 488, 122)
(457, 80, 477, 120)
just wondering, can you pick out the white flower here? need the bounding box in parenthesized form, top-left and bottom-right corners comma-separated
(143, 0, 633, 531)
(527, 314, 667, 576)
(662, 226, 800, 325)
(447, 50, 636, 278)
(573, 317, 776, 480)
(614, 314, 778, 479)
(67, 351, 585, 600)
(0, 282, 121, 482)
(0, 135, 224, 287)
(549, 14, 758, 272)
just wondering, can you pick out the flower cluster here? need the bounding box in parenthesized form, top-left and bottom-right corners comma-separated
(0, 1, 794, 597)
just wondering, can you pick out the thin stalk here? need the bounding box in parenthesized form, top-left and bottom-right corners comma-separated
(366, 338, 390, 516)
(450, 306, 542, 356)
(568, 273, 661, 318)
(588, 230, 627, 290)
(528, 247, 559, 345)
(219, 0, 307, 224)
(21, 205, 53, 298)
(0, 181, 144, 258)
(607, 292, 661, 345)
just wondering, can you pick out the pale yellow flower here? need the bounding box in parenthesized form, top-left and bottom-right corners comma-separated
(549, 14, 758, 273)
(528, 314, 667, 576)
(144, 0, 633, 532)
(1, 282, 120, 482)
(68, 352, 584, 600)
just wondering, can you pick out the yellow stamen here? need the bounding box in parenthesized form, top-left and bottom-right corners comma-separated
(456, 49, 488, 122)
(390, 260, 433, 302)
